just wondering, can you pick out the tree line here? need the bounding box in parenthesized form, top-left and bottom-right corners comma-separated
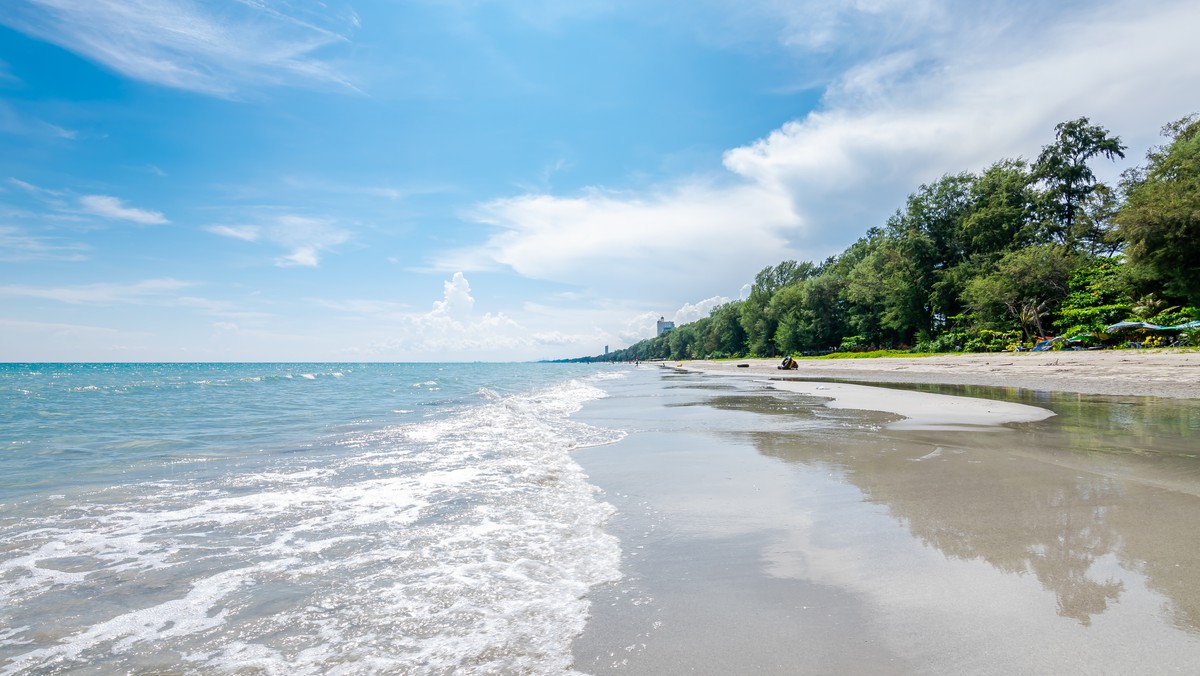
(588, 115, 1200, 362)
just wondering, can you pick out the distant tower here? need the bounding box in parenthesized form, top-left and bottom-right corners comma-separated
(656, 316, 676, 336)
(604, 345, 609, 355)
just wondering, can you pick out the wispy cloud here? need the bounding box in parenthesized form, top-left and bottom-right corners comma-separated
(207, 225, 262, 242)
(271, 215, 350, 267)
(79, 194, 168, 225)
(0, 278, 194, 304)
(1, 0, 359, 96)
(207, 215, 350, 267)
(8, 178, 64, 198)
(277, 175, 456, 201)
(0, 225, 89, 262)
(0, 102, 83, 141)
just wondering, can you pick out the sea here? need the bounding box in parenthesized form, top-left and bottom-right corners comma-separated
(0, 362, 627, 675)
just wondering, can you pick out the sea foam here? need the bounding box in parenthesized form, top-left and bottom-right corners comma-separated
(0, 365, 625, 675)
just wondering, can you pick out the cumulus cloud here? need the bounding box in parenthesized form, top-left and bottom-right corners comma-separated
(381, 272, 532, 356)
(447, 180, 801, 303)
(1, 0, 358, 96)
(617, 295, 734, 344)
(431, 272, 475, 321)
(720, 0, 1200, 247)
(79, 194, 168, 224)
(618, 311, 662, 345)
(449, 0, 1200, 306)
(673, 295, 732, 324)
(325, 272, 608, 359)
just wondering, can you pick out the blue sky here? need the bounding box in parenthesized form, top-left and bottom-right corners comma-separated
(2, 0, 1198, 361)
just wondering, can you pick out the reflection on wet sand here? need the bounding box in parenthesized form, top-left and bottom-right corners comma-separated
(737, 388, 1200, 632)
(574, 369, 1200, 674)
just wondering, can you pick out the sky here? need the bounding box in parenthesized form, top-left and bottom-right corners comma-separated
(1, 0, 1198, 362)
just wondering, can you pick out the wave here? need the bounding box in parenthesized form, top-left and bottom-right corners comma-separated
(0, 374, 624, 674)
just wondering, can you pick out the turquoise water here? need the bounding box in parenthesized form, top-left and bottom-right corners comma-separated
(1, 363, 626, 674)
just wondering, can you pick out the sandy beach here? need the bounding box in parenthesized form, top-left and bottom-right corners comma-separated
(678, 348, 1200, 400)
(571, 360, 1200, 674)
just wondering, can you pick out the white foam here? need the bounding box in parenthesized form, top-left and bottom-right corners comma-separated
(0, 376, 623, 674)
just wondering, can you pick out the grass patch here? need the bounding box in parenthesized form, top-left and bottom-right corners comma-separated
(805, 350, 941, 360)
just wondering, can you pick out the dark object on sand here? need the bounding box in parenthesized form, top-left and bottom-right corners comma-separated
(778, 355, 798, 370)
(737, 363, 750, 368)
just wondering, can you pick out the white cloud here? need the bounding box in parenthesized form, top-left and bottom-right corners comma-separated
(766, 0, 945, 52)
(271, 216, 350, 267)
(450, 0, 1200, 309)
(1, 0, 357, 96)
(449, 180, 801, 302)
(322, 272, 610, 360)
(207, 215, 349, 267)
(79, 194, 168, 225)
(619, 311, 662, 345)
(276, 246, 321, 268)
(721, 0, 1200, 239)
(0, 318, 117, 332)
(431, 272, 475, 321)
(377, 272, 536, 357)
(0, 278, 193, 304)
(207, 225, 262, 242)
(615, 295, 733, 344)
(8, 177, 63, 198)
(0, 225, 89, 262)
(673, 295, 731, 325)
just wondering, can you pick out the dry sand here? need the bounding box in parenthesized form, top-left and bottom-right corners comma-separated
(676, 348, 1200, 400)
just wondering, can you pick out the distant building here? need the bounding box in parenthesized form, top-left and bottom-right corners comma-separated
(656, 316, 675, 336)
(604, 345, 609, 355)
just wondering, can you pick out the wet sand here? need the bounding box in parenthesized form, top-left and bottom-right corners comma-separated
(571, 365, 1200, 674)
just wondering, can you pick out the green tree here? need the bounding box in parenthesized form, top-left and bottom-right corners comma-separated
(703, 302, 747, 358)
(1075, 184, 1122, 256)
(962, 159, 1038, 256)
(844, 237, 930, 345)
(667, 322, 698, 360)
(799, 272, 850, 349)
(739, 260, 819, 356)
(1033, 117, 1126, 246)
(1053, 256, 1133, 335)
(964, 244, 1082, 340)
(1115, 115, 1200, 305)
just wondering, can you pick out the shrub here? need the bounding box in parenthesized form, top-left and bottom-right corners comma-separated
(838, 334, 871, 351)
(963, 329, 1021, 352)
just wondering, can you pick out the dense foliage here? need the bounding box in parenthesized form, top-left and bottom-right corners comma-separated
(587, 116, 1200, 362)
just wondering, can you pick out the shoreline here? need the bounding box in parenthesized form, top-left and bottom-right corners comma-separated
(670, 349, 1200, 400)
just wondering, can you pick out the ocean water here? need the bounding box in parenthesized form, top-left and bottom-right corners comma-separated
(0, 363, 626, 675)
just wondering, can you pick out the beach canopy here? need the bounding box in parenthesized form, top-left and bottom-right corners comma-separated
(1105, 319, 1200, 332)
